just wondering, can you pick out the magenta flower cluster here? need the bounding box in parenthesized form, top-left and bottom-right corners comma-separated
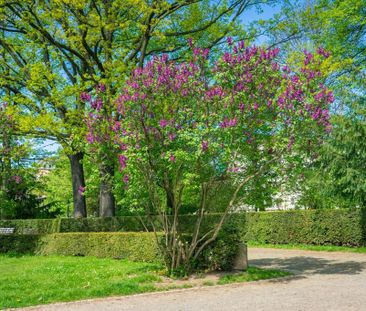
(85, 40, 333, 179)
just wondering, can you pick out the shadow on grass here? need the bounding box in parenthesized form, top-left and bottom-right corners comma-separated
(250, 256, 366, 276)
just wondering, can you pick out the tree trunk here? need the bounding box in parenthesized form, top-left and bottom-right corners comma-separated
(99, 163, 115, 217)
(68, 152, 87, 218)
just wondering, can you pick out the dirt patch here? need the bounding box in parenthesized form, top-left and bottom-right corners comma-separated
(156, 271, 245, 288)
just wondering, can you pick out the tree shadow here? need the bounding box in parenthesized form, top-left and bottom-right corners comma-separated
(250, 256, 366, 276)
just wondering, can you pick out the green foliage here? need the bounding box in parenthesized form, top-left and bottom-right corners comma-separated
(0, 104, 60, 219)
(267, 0, 366, 210)
(197, 227, 241, 271)
(0, 0, 265, 217)
(40, 153, 73, 217)
(321, 104, 366, 207)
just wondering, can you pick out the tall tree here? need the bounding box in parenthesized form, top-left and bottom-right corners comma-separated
(266, 0, 366, 208)
(0, 0, 278, 217)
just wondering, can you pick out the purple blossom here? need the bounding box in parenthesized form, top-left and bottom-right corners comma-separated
(123, 174, 129, 184)
(168, 133, 176, 141)
(96, 83, 106, 93)
(317, 47, 330, 58)
(11, 175, 22, 184)
(303, 50, 314, 66)
(159, 119, 169, 128)
(91, 98, 103, 111)
(86, 133, 95, 144)
(229, 166, 239, 173)
(169, 154, 176, 162)
(227, 37, 233, 46)
(206, 86, 224, 99)
(220, 117, 237, 128)
(80, 92, 91, 102)
(188, 37, 193, 47)
(118, 154, 128, 170)
(201, 140, 209, 152)
(78, 186, 85, 196)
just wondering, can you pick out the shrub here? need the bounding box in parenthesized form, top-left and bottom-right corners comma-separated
(0, 234, 40, 254)
(196, 223, 242, 271)
(0, 232, 163, 263)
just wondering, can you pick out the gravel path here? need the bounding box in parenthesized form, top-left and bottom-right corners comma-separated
(21, 248, 366, 311)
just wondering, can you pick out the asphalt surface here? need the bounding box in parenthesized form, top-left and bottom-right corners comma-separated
(20, 248, 366, 311)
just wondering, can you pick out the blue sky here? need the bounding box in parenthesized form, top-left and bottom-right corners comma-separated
(242, 2, 283, 44)
(243, 2, 282, 24)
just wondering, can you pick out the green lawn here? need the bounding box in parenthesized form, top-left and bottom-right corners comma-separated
(248, 242, 366, 253)
(217, 267, 291, 285)
(0, 255, 290, 309)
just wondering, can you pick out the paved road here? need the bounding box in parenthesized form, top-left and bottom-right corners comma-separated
(22, 248, 366, 311)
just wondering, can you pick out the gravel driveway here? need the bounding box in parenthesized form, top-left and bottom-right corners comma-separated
(21, 248, 366, 311)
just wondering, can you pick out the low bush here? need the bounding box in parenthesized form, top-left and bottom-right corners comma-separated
(197, 222, 242, 271)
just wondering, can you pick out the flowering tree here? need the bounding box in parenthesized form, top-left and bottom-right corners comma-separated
(87, 40, 333, 273)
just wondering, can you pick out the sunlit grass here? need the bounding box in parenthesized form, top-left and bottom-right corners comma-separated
(0, 255, 163, 309)
(218, 267, 291, 285)
(0, 254, 290, 309)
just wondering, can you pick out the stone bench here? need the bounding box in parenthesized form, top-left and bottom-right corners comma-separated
(0, 227, 15, 234)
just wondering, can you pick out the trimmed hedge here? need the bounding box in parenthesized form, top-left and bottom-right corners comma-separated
(0, 232, 163, 263)
(0, 214, 235, 234)
(243, 209, 366, 247)
(0, 218, 61, 234)
(1, 209, 366, 247)
(0, 231, 239, 270)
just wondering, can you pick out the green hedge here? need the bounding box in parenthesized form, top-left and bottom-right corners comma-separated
(0, 214, 234, 234)
(0, 218, 61, 234)
(243, 209, 366, 247)
(1, 209, 366, 247)
(0, 232, 162, 263)
(0, 231, 239, 270)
